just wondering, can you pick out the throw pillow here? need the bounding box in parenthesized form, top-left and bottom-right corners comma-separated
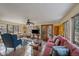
(54, 39, 60, 46)
(52, 36, 58, 43)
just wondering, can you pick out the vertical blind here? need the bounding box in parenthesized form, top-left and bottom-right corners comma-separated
(64, 20, 70, 40)
(72, 14, 79, 46)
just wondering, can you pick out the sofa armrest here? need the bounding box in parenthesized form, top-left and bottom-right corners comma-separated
(46, 42, 55, 47)
(71, 49, 79, 56)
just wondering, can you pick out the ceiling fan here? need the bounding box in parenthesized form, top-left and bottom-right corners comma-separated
(26, 19, 34, 25)
(24, 17, 34, 25)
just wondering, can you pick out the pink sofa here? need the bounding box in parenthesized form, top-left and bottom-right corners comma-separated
(43, 36, 79, 56)
(63, 40, 79, 56)
(43, 36, 67, 56)
(43, 38, 55, 56)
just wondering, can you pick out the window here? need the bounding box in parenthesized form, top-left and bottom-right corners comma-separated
(64, 20, 70, 40)
(0, 24, 7, 34)
(72, 13, 79, 46)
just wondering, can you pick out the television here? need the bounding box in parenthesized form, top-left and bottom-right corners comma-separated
(32, 30, 39, 34)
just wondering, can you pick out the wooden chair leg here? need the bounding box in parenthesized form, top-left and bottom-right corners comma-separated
(5, 47, 7, 55)
(13, 48, 16, 56)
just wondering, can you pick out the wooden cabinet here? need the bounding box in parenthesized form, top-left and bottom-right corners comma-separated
(53, 24, 64, 36)
(53, 26, 59, 36)
(59, 24, 64, 36)
(41, 24, 53, 41)
(41, 25, 47, 41)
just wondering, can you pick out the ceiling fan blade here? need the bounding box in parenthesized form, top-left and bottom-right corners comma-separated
(30, 22, 34, 25)
(26, 22, 34, 25)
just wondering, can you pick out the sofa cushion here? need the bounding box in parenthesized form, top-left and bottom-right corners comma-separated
(71, 48, 79, 56)
(57, 36, 67, 46)
(48, 38, 53, 42)
(43, 46, 52, 56)
(52, 36, 58, 43)
(54, 39, 60, 46)
(64, 40, 76, 54)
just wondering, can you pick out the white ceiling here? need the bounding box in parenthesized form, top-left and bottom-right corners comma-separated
(0, 3, 75, 24)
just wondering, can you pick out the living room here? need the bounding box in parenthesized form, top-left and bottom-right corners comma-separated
(0, 3, 79, 56)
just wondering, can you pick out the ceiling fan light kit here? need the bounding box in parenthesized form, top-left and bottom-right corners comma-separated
(26, 18, 34, 25)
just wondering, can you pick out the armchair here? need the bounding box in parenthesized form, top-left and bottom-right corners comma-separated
(1, 33, 22, 52)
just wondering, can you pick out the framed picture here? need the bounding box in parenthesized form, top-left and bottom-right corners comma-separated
(0, 24, 7, 34)
(7, 24, 14, 33)
(14, 25, 19, 33)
